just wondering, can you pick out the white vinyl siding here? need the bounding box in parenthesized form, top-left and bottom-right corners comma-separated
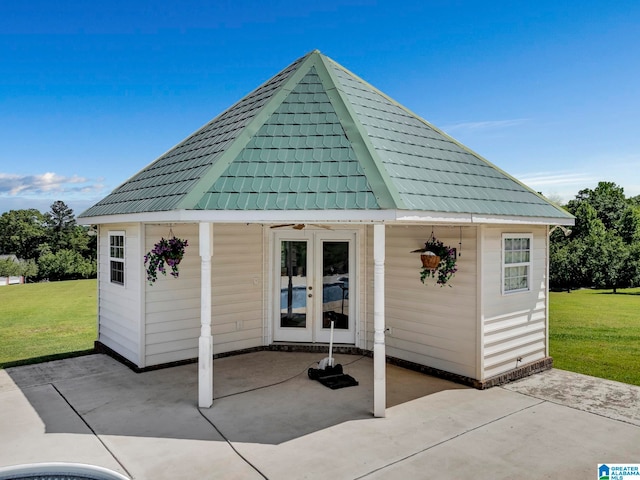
(482, 226, 548, 379)
(366, 225, 478, 379)
(210, 224, 264, 354)
(143, 223, 199, 366)
(98, 224, 142, 365)
(143, 223, 264, 366)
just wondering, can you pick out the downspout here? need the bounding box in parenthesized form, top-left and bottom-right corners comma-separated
(545, 225, 550, 357)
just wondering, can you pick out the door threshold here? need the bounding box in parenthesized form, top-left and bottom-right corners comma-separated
(268, 343, 364, 356)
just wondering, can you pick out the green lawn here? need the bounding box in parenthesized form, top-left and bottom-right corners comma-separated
(0, 279, 97, 368)
(550, 287, 640, 386)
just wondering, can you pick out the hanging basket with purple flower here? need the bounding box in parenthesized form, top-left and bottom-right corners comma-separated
(411, 237, 458, 287)
(144, 236, 189, 285)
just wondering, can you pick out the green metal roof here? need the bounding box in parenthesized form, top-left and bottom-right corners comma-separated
(80, 50, 572, 221)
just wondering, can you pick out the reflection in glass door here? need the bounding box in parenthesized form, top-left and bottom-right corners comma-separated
(321, 241, 349, 330)
(280, 241, 308, 328)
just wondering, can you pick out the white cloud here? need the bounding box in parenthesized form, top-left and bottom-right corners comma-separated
(514, 171, 600, 203)
(516, 171, 597, 187)
(0, 172, 103, 196)
(516, 154, 640, 202)
(0, 171, 107, 213)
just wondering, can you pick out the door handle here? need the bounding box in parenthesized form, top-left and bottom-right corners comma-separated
(308, 293, 313, 298)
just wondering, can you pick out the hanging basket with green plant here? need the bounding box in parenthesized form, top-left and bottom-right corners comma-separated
(144, 236, 189, 285)
(411, 237, 458, 287)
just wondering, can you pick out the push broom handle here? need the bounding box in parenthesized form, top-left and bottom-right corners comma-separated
(329, 320, 334, 365)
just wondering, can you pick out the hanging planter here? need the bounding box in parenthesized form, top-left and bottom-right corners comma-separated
(411, 236, 458, 287)
(420, 252, 440, 269)
(144, 236, 189, 285)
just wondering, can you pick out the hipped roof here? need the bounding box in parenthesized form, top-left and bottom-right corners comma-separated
(80, 50, 572, 224)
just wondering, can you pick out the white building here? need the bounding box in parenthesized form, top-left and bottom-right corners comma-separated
(79, 50, 573, 416)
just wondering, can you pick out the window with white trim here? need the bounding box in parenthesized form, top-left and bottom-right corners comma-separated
(502, 234, 532, 294)
(109, 231, 125, 286)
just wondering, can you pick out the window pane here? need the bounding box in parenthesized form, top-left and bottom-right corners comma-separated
(109, 233, 125, 284)
(110, 260, 124, 285)
(504, 265, 529, 292)
(503, 234, 531, 293)
(109, 235, 124, 259)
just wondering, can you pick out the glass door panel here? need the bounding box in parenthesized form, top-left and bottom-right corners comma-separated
(314, 233, 355, 344)
(280, 241, 308, 328)
(321, 241, 349, 330)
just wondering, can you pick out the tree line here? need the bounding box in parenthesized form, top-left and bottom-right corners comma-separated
(550, 181, 640, 292)
(0, 201, 97, 281)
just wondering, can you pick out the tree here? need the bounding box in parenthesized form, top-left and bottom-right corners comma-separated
(0, 257, 20, 276)
(46, 201, 76, 251)
(629, 242, 640, 287)
(618, 206, 640, 244)
(589, 232, 633, 293)
(0, 257, 38, 279)
(67, 225, 97, 259)
(571, 203, 606, 239)
(0, 209, 48, 260)
(567, 182, 627, 232)
(37, 247, 96, 281)
(550, 181, 640, 292)
(0, 203, 97, 281)
(550, 238, 586, 291)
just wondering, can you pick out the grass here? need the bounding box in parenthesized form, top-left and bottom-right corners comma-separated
(1, 280, 639, 388)
(550, 287, 640, 386)
(0, 279, 97, 368)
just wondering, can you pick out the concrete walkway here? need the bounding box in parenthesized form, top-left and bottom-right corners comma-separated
(1, 352, 638, 479)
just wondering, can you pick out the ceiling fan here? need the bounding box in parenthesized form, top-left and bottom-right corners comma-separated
(270, 223, 332, 230)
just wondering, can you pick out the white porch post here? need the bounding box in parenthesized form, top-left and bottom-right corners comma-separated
(198, 222, 214, 408)
(373, 224, 386, 418)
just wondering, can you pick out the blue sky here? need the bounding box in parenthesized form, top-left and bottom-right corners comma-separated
(1, 1, 639, 215)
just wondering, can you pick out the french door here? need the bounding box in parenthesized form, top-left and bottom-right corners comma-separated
(273, 230, 356, 344)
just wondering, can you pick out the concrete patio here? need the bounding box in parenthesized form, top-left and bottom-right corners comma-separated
(1, 351, 639, 479)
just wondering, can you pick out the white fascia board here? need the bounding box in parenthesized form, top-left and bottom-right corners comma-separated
(394, 211, 476, 224)
(78, 209, 394, 225)
(468, 214, 574, 226)
(79, 209, 575, 226)
(394, 211, 575, 226)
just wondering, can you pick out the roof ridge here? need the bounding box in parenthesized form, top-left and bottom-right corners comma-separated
(320, 54, 570, 218)
(312, 52, 405, 210)
(176, 52, 318, 210)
